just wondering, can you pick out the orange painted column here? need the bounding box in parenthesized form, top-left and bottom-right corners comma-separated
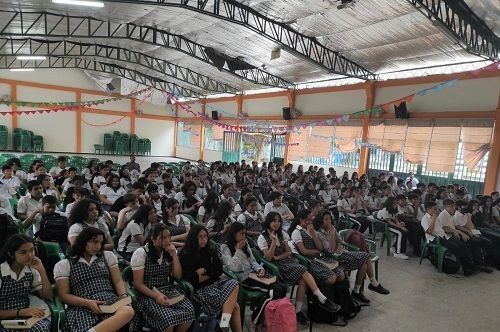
(11, 84, 17, 130)
(484, 93, 500, 194)
(236, 94, 243, 130)
(130, 98, 136, 135)
(284, 89, 296, 164)
(199, 99, 206, 161)
(75, 92, 82, 153)
(173, 104, 178, 157)
(358, 81, 376, 175)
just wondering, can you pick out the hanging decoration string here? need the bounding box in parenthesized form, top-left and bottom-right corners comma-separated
(81, 115, 128, 127)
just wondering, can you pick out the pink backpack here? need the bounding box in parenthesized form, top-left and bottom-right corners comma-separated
(262, 297, 297, 332)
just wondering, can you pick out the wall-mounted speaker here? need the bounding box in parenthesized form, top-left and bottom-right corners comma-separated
(211, 111, 219, 120)
(394, 101, 410, 119)
(283, 107, 291, 120)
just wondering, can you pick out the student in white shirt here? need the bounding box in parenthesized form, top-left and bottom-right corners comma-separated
(27, 165, 54, 184)
(219, 184, 236, 207)
(37, 174, 60, 202)
(336, 187, 354, 219)
(236, 196, 264, 243)
(0, 234, 53, 331)
(364, 187, 382, 213)
(263, 191, 294, 231)
(405, 172, 419, 190)
(54, 227, 134, 332)
(438, 199, 491, 273)
(17, 180, 44, 232)
(117, 204, 158, 262)
(161, 198, 191, 248)
(8, 159, 27, 183)
(377, 197, 409, 259)
(421, 201, 476, 275)
(207, 200, 235, 244)
(92, 164, 110, 192)
(0, 164, 21, 194)
(98, 174, 127, 211)
(67, 198, 114, 251)
(197, 192, 218, 224)
(49, 156, 67, 179)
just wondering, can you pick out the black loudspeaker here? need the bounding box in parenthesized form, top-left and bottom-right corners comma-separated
(283, 107, 291, 120)
(211, 111, 219, 120)
(394, 101, 410, 119)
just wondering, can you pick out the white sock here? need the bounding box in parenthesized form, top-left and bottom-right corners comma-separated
(353, 284, 361, 293)
(295, 301, 303, 313)
(370, 277, 379, 287)
(313, 288, 327, 303)
(88, 329, 96, 332)
(220, 313, 231, 328)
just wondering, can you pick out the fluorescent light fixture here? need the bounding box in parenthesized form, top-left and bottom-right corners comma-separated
(16, 56, 46, 61)
(9, 68, 35, 72)
(52, 0, 105, 8)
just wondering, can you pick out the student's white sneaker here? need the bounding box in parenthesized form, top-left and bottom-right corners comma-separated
(390, 247, 395, 255)
(393, 253, 409, 260)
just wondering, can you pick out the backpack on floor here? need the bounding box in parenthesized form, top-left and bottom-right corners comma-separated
(260, 297, 296, 332)
(191, 314, 219, 332)
(307, 282, 346, 327)
(428, 251, 460, 274)
(34, 213, 69, 244)
(344, 229, 369, 253)
(334, 279, 361, 320)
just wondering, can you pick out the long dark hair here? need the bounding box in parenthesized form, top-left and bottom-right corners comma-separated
(212, 200, 233, 224)
(237, 188, 252, 208)
(288, 208, 311, 237)
(225, 222, 250, 258)
(0, 234, 33, 265)
(106, 174, 121, 190)
(68, 227, 105, 261)
(313, 210, 333, 231)
(161, 198, 179, 222)
(131, 204, 155, 227)
(181, 224, 213, 256)
(384, 197, 398, 214)
(262, 212, 283, 240)
(144, 223, 172, 263)
(201, 192, 218, 214)
(68, 198, 102, 225)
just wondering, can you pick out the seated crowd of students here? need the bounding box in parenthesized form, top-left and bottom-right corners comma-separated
(0, 155, 499, 331)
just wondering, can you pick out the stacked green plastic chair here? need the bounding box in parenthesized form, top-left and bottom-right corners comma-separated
(32, 135, 44, 152)
(103, 133, 113, 154)
(0, 125, 7, 150)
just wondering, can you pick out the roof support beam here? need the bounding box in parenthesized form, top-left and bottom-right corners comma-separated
(100, 0, 376, 79)
(0, 38, 239, 94)
(0, 10, 292, 89)
(408, 0, 500, 59)
(0, 56, 202, 97)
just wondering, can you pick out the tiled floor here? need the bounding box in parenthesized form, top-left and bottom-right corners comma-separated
(245, 251, 500, 332)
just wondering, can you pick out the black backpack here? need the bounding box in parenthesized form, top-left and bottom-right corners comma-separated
(0, 213, 20, 244)
(428, 251, 460, 274)
(34, 240, 59, 283)
(34, 213, 69, 244)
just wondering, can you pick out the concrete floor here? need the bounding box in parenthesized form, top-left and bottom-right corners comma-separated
(244, 250, 500, 332)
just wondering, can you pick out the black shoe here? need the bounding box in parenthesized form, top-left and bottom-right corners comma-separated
(368, 283, 390, 295)
(296, 311, 309, 325)
(479, 266, 493, 273)
(319, 299, 341, 313)
(219, 327, 230, 332)
(351, 291, 370, 304)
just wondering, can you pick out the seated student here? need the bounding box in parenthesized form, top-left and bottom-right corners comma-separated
(454, 200, 500, 270)
(219, 184, 237, 207)
(364, 187, 382, 213)
(407, 192, 425, 222)
(263, 191, 295, 232)
(111, 182, 146, 216)
(221, 222, 275, 292)
(98, 174, 126, 212)
(81, 160, 97, 183)
(117, 204, 158, 262)
(62, 175, 92, 204)
(30, 195, 70, 252)
(60, 167, 78, 189)
(469, 199, 500, 244)
(438, 199, 491, 273)
(193, 174, 208, 200)
(116, 193, 140, 231)
(0, 164, 21, 198)
(479, 196, 500, 228)
(289, 209, 342, 286)
(162, 169, 181, 190)
(197, 192, 218, 224)
(92, 164, 110, 192)
(145, 184, 163, 217)
(207, 200, 235, 243)
(130, 223, 194, 332)
(119, 167, 132, 190)
(17, 180, 44, 232)
(27, 165, 54, 184)
(395, 179, 407, 196)
(54, 169, 69, 192)
(493, 198, 500, 224)
(0, 234, 53, 332)
(395, 194, 425, 256)
(179, 225, 242, 332)
(174, 181, 202, 216)
(37, 174, 60, 202)
(421, 201, 477, 276)
(313, 210, 389, 303)
(349, 187, 373, 234)
(8, 158, 27, 184)
(237, 196, 264, 244)
(257, 212, 339, 324)
(65, 188, 88, 217)
(377, 197, 409, 259)
(67, 198, 114, 251)
(162, 198, 191, 248)
(27, 160, 44, 182)
(49, 156, 67, 179)
(54, 227, 134, 332)
(159, 178, 176, 199)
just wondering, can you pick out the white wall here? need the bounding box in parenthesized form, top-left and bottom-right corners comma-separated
(243, 96, 288, 117)
(296, 89, 366, 115)
(206, 100, 238, 118)
(135, 118, 175, 156)
(203, 149, 223, 162)
(176, 146, 199, 161)
(81, 113, 130, 153)
(375, 76, 500, 113)
(0, 69, 100, 90)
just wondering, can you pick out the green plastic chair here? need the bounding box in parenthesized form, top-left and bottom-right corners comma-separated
(104, 134, 113, 154)
(0, 130, 7, 150)
(94, 144, 104, 154)
(114, 140, 126, 155)
(419, 237, 448, 273)
(32, 135, 44, 152)
(137, 139, 146, 156)
(339, 229, 380, 280)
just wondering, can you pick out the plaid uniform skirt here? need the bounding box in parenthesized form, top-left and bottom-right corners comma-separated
(62, 291, 116, 332)
(338, 251, 370, 272)
(0, 318, 50, 332)
(194, 278, 239, 317)
(136, 295, 195, 330)
(274, 257, 308, 285)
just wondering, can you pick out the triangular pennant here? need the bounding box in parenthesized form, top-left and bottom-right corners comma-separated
(405, 94, 415, 103)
